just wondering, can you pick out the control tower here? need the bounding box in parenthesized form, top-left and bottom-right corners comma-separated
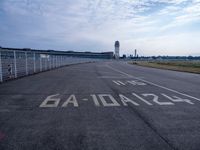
(114, 41, 120, 59)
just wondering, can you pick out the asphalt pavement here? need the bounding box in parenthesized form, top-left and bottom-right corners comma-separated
(0, 61, 200, 150)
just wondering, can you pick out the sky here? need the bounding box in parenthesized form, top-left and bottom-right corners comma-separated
(0, 0, 200, 56)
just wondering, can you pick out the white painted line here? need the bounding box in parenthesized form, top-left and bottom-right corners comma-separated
(118, 81, 125, 85)
(142, 93, 174, 105)
(107, 65, 200, 102)
(113, 80, 126, 85)
(40, 94, 60, 107)
(127, 81, 136, 85)
(90, 94, 100, 106)
(98, 94, 120, 107)
(62, 95, 79, 107)
(132, 93, 153, 105)
(119, 94, 139, 106)
(135, 81, 147, 86)
(113, 80, 121, 85)
(98, 76, 130, 79)
(161, 94, 194, 105)
(82, 98, 88, 101)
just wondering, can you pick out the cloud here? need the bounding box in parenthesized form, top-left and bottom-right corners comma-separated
(0, 0, 200, 56)
(159, 1, 200, 31)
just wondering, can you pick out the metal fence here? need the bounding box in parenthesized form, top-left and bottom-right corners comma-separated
(0, 49, 99, 82)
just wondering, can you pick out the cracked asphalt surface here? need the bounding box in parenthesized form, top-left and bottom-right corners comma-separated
(0, 61, 200, 150)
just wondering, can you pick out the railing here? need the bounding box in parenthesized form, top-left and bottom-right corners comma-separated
(0, 49, 99, 82)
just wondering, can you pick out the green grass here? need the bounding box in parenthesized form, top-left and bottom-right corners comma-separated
(129, 60, 200, 74)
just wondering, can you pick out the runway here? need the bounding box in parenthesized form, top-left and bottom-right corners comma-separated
(0, 61, 200, 150)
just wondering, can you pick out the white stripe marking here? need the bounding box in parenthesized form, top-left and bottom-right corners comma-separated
(113, 80, 125, 85)
(113, 80, 121, 85)
(132, 93, 153, 105)
(118, 81, 125, 85)
(107, 65, 200, 102)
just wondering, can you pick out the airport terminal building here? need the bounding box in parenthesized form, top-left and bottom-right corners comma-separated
(0, 47, 114, 59)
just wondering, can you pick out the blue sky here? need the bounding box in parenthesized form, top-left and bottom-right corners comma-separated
(0, 0, 200, 56)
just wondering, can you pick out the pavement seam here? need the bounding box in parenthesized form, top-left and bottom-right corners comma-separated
(106, 64, 181, 150)
(128, 105, 178, 150)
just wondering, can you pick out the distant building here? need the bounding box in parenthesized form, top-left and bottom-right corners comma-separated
(134, 49, 137, 57)
(114, 41, 120, 59)
(0, 47, 114, 59)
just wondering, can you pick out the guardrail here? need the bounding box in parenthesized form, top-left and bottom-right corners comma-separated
(0, 49, 100, 82)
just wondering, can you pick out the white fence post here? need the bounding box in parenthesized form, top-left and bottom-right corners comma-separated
(33, 52, 36, 73)
(40, 55, 42, 72)
(49, 55, 51, 69)
(13, 50, 17, 78)
(61, 56, 63, 66)
(45, 56, 47, 70)
(60, 56, 61, 66)
(25, 52, 28, 75)
(53, 55, 55, 68)
(57, 56, 58, 67)
(59, 56, 60, 67)
(58, 56, 59, 67)
(56, 55, 58, 68)
(52, 55, 54, 68)
(0, 51, 3, 82)
(58, 55, 60, 67)
(44, 57, 46, 70)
